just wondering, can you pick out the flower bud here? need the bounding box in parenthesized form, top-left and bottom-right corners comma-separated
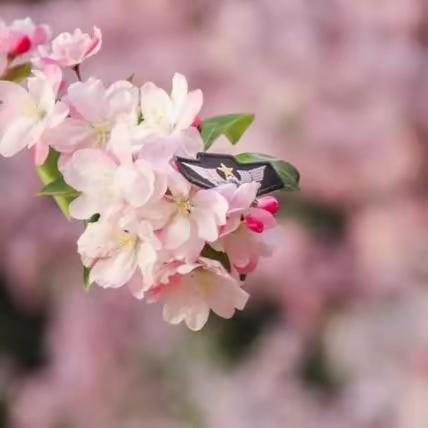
(245, 214, 265, 233)
(256, 195, 280, 215)
(9, 35, 32, 58)
(192, 115, 202, 129)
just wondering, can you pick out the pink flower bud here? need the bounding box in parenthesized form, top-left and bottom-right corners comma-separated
(9, 35, 32, 57)
(257, 196, 280, 215)
(192, 115, 202, 129)
(245, 214, 265, 233)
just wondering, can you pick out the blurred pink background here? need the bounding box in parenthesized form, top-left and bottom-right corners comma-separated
(2, 0, 428, 427)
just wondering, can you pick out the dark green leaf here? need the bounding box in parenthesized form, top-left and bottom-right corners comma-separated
(201, 113, 254, 150)
(201, 245, 231, 272)
(38, 177, 80, 197)
(236, 152, 300, 191)
(2, 63, 31, 83)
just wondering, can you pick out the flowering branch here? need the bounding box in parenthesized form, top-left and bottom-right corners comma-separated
(0, 18, 300, 331)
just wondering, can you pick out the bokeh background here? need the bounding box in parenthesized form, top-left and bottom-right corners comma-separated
(1, 0, 428, 427)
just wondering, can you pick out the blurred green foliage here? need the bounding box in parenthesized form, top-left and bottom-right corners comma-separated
(207, 298, 281, 367)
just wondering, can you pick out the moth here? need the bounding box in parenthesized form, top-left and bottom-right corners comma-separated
(175, 152, 284, 196)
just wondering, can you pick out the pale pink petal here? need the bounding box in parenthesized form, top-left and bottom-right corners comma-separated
(90, 246, 137, 289)
(140, 82, 172, 123)
(168, 168, 191, 197)
(47, 119, 95, 154)
(208, 279, 249, 319)
(67, 79, 106, 123)
(230, 182, 259, 211)
(0, 117, 35, 157)
(137, 242, 158, 292)
(175, 89, 203, 130)
(192, 208, 219, 242)
(84, 26, 102, 58)
(171, 72, 188, 109)
(68, 194, 100, 220)
(0, 81, 31, 129)
(62, 148, 116, 192)
(163, 214, 191, 249)
(115, 163, 154, 208)
(192, 188, 228, 225)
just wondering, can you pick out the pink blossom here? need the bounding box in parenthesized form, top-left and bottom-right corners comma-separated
(47, 78, 139, 155)
(160, 169, 229, 261)
(218, 223, 273, 274)
(78, 210, 161, 290)
(148, 257, 249, 331)
(217, 182, 277, 235)
(37, 27, 102, 68)
(0, 17, 51, 59)
(133, 73, 204, 160)
(0, 71, 68, 160)
(62, 148, 165, 220)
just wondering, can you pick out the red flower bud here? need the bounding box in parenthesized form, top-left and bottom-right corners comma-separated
(9, 35, 32, 57)
(245, 214, 265, 233)
(256, 196, 280, 215)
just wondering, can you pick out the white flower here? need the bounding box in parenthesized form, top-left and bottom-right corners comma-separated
(148, 257, 249, 331)
(0, 71, 68, 158)
(79, 211, 160, 290)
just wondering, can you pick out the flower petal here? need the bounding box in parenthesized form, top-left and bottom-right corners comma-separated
(163, 214, 191, 249)
(90, 245, 137, 289)
(0, 117, 36, 157)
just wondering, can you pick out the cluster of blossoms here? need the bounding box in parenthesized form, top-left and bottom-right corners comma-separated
(0, 18, 298, 330)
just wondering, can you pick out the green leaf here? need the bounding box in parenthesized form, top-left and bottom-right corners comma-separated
(83, 266, 91, 290)
(2, 63, 31, 82)
(36, 149, 76, 218)
(201, 113, 254, 150)
(201, 245, 231, 272)
(39, 177, 80, 197)
(236, 152, 300, 191)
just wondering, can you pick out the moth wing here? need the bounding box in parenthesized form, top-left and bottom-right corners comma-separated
(182, 162, 228, 186)
(236, 165, 267, 184)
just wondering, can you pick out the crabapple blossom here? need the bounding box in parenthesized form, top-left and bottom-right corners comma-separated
(147, 257, 249, 331)
(161, 169, 229, 260)
(134, 73, 204, 159)
(37, 27, 102, 68)
(217, 182, 277, 235)
(78, 210, 161, 290)
(48, 78, 139, 155)
(217, 223, 273, 275)
(0, 71, 68, 159)
(62, 148, 165, 220)
(0, 17, 51, 60)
